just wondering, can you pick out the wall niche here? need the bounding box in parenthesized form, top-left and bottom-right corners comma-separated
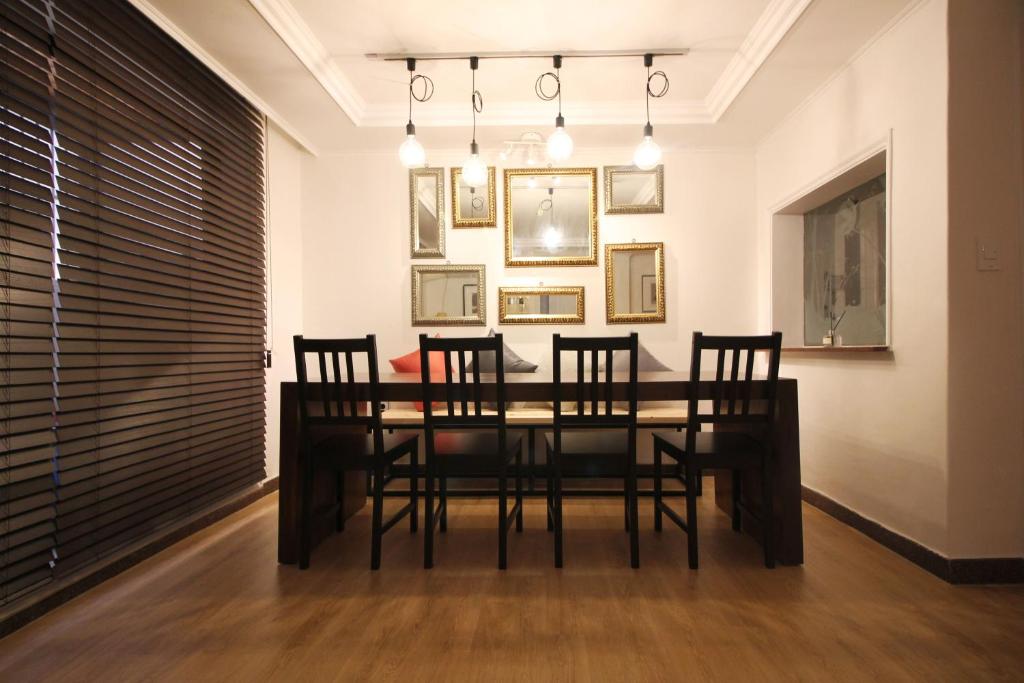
(771, 141, 891, 352)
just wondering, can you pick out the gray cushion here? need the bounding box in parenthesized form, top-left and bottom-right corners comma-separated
(466, 329, 539, 373)
(600, 341, 672, 372)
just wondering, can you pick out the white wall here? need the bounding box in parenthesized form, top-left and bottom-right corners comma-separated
(299, 147, 758, 374)
(755, 0, 951, 554)
(264, 123, 307, 480)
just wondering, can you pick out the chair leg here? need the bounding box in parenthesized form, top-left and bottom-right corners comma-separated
(762, 457, 775, 569)
(515, 447, 524, 533)
(299, 450, 314, 571)
(424, 457, 435, 569)
(370, 462, 385, 570)
(732, 469, 742, 532)
(546, 441, 554, 532)
(439, 473, 448, 533)
(498, 457, 508, 570)
(335, 471, 346, 532)
(685, 462, 699, 569)
(410, 446, 419, 533)
(653, 444, 663, 532)
(695, 468, 703, 497)
(627, 448, 639, 569)
(553, 445, 563, 569)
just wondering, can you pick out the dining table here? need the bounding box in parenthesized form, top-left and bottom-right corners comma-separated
(276, 371, 803, 566)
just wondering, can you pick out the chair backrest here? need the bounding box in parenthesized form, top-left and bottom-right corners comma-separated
(552, 333, 639, 429)
(686, 331, 783, 443)
(293, 335, 383, 436)
(418, 333, 508, 430)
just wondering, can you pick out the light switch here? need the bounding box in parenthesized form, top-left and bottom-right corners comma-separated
(976, 239, 1000, 271)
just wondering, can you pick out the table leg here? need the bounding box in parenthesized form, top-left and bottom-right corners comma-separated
(277, 383, 367, 564)
(714, 381, 803, 565)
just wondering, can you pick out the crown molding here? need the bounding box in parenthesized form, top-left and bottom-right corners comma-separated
(705, 0, 813, 121)
(126, 0, 319, 155)
(251, 0, 812, 129)
(247, 0, 367, 125)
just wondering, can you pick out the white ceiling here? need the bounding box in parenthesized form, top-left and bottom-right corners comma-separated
(133, 0, 916, 154)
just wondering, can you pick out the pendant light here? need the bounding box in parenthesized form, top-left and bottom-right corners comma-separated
(537, 55, 573, 163)
(633, 53, 668, 170)
(399, 58, 432, 167)
(460, 56, 488, 187)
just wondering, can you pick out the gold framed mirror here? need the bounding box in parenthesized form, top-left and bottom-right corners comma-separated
(450, 167, 496, 228)
(504, 167, 598, 266)
(410, 167, 445, 257)
(605, 242, 666, 323)
(604, 165, 664, 214)
(411, 264, 486, 326)
(498, 286, 585, 325)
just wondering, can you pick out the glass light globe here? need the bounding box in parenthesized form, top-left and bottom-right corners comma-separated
(633, 134, 662, 170)
(399, 134, 425, 167)
(543, 226, 562, 250)
(461, 152, 488, 188)
(547, 122, 573, 163)
(527, 176, 538, 189)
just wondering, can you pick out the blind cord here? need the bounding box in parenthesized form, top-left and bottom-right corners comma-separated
(263, 116, 273, 368)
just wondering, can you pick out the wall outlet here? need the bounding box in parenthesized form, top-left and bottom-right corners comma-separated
(976, 239, 1000, 271)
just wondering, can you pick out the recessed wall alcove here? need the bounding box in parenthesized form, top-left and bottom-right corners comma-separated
(770, 136, 893, 353)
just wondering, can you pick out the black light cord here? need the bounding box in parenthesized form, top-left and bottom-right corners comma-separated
(642, 53, 669, 129)
(470, 56, 482, 146)
(406, 57, 434, 132)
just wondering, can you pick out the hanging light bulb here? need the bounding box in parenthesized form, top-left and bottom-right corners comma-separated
(633, 123, 661, 170)
(537, 55, 573, 163)
(399, 58, 432, 168)
(633, 53, 666, 170)
(460, 57, 488, 187)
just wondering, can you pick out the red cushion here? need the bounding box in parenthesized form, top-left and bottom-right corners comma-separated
(389, 336, 444, 411)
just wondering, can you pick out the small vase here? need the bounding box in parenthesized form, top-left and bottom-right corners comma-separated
(822, 331, 834, 347)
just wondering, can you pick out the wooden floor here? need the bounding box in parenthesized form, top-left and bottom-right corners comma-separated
(2, 486, 1023, 682)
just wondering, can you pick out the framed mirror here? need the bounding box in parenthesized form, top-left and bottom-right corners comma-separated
(411, 264, 486, 326)
(504, 167, 598, 266)
(603, 165, 664, 214)
(497, 286, 585, 325)
(451, 167, 496, 228)
(605, 242, 666, 323)
(410, 167, 445, 257)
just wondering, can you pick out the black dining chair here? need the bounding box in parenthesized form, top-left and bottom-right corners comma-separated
(293, 335, 419, 570)
(652, 331, 783, 569)
(419, 334, 524, 570)
(545, 333, 639, 568)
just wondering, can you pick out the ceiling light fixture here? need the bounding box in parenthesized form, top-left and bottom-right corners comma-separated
(633, 53, 668, 170)
(399, 58, 432, 168)
(536, 55, 573, 163)
(460, 56, 488, 187)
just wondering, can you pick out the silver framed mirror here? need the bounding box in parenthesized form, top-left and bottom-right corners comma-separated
(497, 286, 585, 325)
(603, 165, 664, 214)
(504, 167, 598, 267)
(410, 167, 445, 257)
(605, 242, 666, 323)
(451, 166, 496, 228)
(411, 264, 486, 326)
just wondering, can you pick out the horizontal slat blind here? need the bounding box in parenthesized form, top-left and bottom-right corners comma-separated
(1, 0, 266, 603)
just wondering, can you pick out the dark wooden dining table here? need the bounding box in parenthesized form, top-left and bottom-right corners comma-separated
(277, 372, 803, 566)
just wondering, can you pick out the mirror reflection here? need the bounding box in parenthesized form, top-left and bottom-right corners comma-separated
(498, 286, 584, 325)
(411, 265, 485, 326)
(410, 167, 444, 257)
(604, 165, 664, 214)
(451, 167, 496, 228)
(504, 168, 597, 266)
(605, 242, 665, 323)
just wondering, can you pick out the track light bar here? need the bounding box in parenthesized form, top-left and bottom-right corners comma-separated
(365, 48, 689, 62)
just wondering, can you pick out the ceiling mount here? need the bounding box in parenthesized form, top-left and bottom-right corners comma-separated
(365, 48, 689, 62)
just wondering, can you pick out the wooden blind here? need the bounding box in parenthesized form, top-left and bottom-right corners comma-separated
(1, 0, 266, 604)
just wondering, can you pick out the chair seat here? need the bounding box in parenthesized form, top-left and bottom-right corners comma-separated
(429, 431, 523, 477)
(544, 431, 633, 477)
(653, 430, 764, 468)
(312, 429, 419, 469)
